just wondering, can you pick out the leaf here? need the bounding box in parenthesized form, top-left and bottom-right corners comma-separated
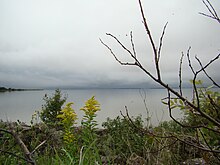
(179, 99, 184, 106)
(162, 100, 168, 105)
(174, 98, 178, 104)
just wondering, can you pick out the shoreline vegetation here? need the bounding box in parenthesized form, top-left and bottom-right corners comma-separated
(0, 87, 43, 92)
(0, 89, 219, 164)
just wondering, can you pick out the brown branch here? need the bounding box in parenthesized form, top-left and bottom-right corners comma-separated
(176, 136, 220, 153)
(106, 33, 134, 58)
(199, 0, 220, 23)
(0, 126, 36, 165)
(158, 22, 168, 61)
(198, 129, 220, 160)
(120, 106, 142, 132)
(30, 140, 47, 155)
(167, 90, 190, 128)
(207, 94, 220, 119)
(186, 47, 195, 74)
(195, 54, 220, 88)
(146, 139, 178, 154)
(138, 0, 161, 80)
(179, 52, 184, 96)
(130, 31, 137, 58)
(8, 124, 36, 165)
(100, 38, 136, 66)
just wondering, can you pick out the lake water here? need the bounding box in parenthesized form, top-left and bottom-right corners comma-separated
(0, 88, 192, 126)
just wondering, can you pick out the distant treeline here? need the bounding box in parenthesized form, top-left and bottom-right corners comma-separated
(0, 87, 43, 92)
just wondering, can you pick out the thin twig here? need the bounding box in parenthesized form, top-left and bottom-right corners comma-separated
(179, 52, 184, 96)
(106, 33, 134, 58)
(100, 38, 136, 66)
(158, 22, 168, 61)
(30, 140, 47, 155)
(130, 31, 137, 58)
(186, 47, 195, 74)
(199, 0, 220, 23)
(195, 54, 220, 88)
(138, 0, 161, 80)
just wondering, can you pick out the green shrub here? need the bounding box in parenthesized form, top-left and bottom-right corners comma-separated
(40, 89, 66, 126)
(101, 115, 147, 163)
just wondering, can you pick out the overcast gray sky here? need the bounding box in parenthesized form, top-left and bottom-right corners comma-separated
(0, 0, 219, 88)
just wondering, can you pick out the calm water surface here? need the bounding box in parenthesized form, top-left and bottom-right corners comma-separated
(0, 88, 192, 126)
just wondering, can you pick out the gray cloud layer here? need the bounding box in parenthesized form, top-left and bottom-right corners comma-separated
(0, 0, 219, 88)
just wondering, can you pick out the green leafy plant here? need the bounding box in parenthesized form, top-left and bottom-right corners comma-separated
(79, 96, 101, 164)
(40, 89, 66, 126)
(101, 115, 147, 163)
(80, 96, 100, 141)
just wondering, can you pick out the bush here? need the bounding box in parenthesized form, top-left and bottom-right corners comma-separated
(40, 89, 66, 126)
(101, 115, 147, 163)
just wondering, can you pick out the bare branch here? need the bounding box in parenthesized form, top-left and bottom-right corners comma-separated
(198, 129, 220, 161)
(106, 33, 134, 58)
(158, 22, 168, 61)
(8, 123, 36, 165)
(102, 0, 220, 128)
(195, 54, 220, 88)
(0, 126, 36, 165)
(179, 52, 184, 96)
(186, 47, 195, 74)
(196, 53, 220, 73)
(138, 0, 161, 80)
(30, 140, 47, 155)
(130, 31, 137, 58)
(167, 90, 188, 128)
(100, 38, 136, 66)
(199, 0, 220, 23)
(176, 136, 220, 153)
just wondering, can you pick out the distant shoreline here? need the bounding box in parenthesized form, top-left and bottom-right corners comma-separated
(0, 87, 43, 92)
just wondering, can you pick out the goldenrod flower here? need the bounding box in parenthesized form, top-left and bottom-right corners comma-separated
(63, 130, 75, 144)
(80, 96, 100, 116)
(57, 102, 77, 126)
(57, 102, 78, 144)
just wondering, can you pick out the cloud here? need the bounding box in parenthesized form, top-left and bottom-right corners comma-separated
(0, 0, 219, 88)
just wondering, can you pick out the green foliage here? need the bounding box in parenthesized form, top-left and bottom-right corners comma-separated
(40, 89, 66, 126)
(101, 115, 147, 163)
(185, 86, 220, 148)
(162, 83, 220, 162)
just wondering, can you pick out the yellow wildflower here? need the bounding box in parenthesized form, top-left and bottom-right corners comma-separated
(80, 96, 100, 116)
(63, 130, 75, 144)
(57, 102, 77, 126)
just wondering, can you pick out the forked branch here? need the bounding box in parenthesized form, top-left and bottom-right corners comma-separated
(199, 0, 220, 23)
(101, 0, 220, 128)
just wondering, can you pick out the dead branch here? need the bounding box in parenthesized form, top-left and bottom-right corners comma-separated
(199, 0, 220, 23)
(130, 31, 137, 58)
(99, 38, 136, 66)
(8, 123, 36, 165)
(138, 0, 161, 80)
(101, 30, 220, 127)
(30, 140, 47, 155)
(158, 22, 168, 62)
(101, 0, 220, 157)
(196, 54, 220, 88)
(179, 52, 184, 96)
